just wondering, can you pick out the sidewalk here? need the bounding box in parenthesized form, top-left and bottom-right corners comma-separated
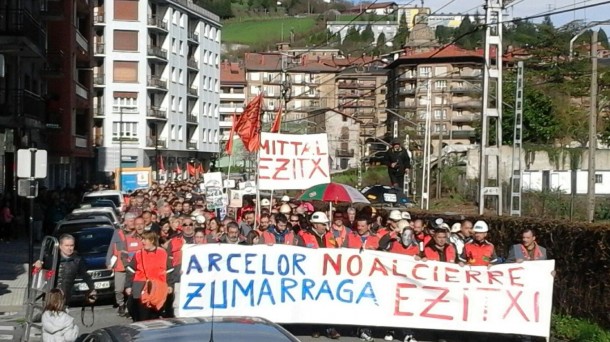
(0, 238, 35, 321)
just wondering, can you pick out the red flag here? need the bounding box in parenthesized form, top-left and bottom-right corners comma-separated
(225, 112, 237, 156)
(235, 93, 263, 152)
(270, 107, 282, 133)
(175, 161, 182, 175)
(158, 155, 165, 171)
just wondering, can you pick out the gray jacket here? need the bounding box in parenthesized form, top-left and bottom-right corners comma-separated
(507, 243, 548, 263)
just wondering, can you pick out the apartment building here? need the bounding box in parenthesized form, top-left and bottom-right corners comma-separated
(45, 0, 94, 188)
(219, 61, 246, 144)
(91, 0, 221, 179)
(243, 52, 337, 125)
(0, 1, 49, 192)
(385, 45, 484, 152)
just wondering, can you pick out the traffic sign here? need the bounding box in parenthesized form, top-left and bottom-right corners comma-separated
(17, 149, 47, 179)
(17, 179, 38, 198)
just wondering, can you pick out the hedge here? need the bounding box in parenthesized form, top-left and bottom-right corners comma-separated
(407, 210, 610, 328)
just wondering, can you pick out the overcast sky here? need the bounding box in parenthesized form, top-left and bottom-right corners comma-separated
(416, 0, 610, 26)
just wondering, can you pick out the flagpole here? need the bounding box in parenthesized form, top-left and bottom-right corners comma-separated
(255, 93, 263, 229)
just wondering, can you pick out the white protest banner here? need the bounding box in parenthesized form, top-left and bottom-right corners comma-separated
(179, 244, 554, 338)
(258, 133, 330, 190)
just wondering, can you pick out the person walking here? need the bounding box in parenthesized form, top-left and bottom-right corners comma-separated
(41, 289, 79, 342)
(125, 231, 174, 322)
(385, 139, 411, 189)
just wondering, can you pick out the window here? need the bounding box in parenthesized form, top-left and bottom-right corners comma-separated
(435, 66, 447, 76)
(172, 38, 176, 53)
(435, 124, 446, 133)
(113, 30, 138, 51)
(435, 80, 447, 90)
(112, 93, 138, 113)
(250, 72, 260, 81)
(178, 98, 183, 112)
(210, 27, 216, 40)
(214, 105, 218, 118)
(178, 126, 183, 141)
(214, 130, 219, 143)
(595, 174, 603, 184)
(179, 41, 184, 55)
(173, 10, 179, 25)
(417, 110, 427, 119)
(202, 129, 208, 142)
(171, 67, 176, 82)
(434, 109, 446, 120)
(215, 79, 219, 92)
(171, 96, 176, 111)
(113, 61, 138, 83)
(112, 122, 138, 139)
(114, 0, 138, 21)
(419, 66, 431, 78)
(455, 109, 464, 116)
(180, 14, 186, 27)
(418, 95, 429, 105)
(216, 29, 220, 42)
(202, 76, 207, 90)
(170, 125, 176, 140)
(179, 69, 184, 84)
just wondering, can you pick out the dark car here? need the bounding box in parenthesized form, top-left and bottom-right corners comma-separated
(82, 316, 302, 342)
(53, 222, 116, 303)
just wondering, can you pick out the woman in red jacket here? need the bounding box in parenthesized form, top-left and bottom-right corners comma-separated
(125, 231, 175, 322)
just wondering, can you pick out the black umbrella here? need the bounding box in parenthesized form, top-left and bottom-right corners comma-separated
(361, 185, 410, 206)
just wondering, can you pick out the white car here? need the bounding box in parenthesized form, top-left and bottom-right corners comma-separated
(69, 206, 121, 228)
(82, 190, 126, 211)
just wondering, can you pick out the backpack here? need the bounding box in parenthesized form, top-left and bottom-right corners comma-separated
(140, 279, 168, 310)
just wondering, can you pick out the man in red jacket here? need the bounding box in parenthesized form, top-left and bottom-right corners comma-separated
(419, 228, 457, 263)
(459, 220, 498, 266)
(347, 217, 380, 251)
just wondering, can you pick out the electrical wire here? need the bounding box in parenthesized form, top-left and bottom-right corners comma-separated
(280, 0, 610, 124)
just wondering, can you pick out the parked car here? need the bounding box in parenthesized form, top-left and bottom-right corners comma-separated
(82, 190, 125, 211)
(53, 221, 115, 303)
(69, 206, 121, 228)
(82, 316, 301, 342)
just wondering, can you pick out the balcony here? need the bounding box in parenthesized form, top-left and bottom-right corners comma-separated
(453, 100, 482, 109)
(75, 30, 88, 53)
(146, 138, 167, 148)
(338, 91, 360, 98)
(93, 107, 104, 117)
(336, 148, 355, 157)
(400, 102, 417, 109)
(93, 13, 105, 25)
(147, 107, 167, 119)
(147, 16, 168, 32)
(147, 76, 167, 90)
(337, 82, 358, 89)
(41, 1, 64, 20)
(451, 85, 481, 94)
(187, 140, 198, 149)
(75, 82, 88, 99)
(188, 31, 199, 43)
(112, 136, 139, 144)
(451, 114, 480, 123)
(263, 77, 282, 85)
(94, 42, 105, 55)
(0, 9, 47, 56)
(399, 87, 416, 95)
(3, 90, 45, 121)
(187, 114, 198, 123)
(398, 74, 416, 81)
(187, 86, 198, 96)
(147, 45, 168, 61)
(187, 57, 198, 70)
(41, 51, 64, 78)
(451, 130, 476, 139)
(93, 73, 105, 87)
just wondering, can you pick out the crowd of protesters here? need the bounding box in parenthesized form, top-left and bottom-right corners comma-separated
(97, 179, 549, 342)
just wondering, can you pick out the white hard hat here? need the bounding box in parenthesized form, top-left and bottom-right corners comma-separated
(281, 195, 290, 202)
(279, 203, 292, 214)
(450, 222, 461, 233)
(388, 210, 402, 221)
(473, 220, 489, 233)
(310, 211, 329, 224)
(260, 198, 270, 206)
(401, 212, 411, 220)
(193, 215, 206, 224)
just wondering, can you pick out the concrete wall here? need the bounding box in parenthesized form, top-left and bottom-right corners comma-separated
(466, 146, 610, 194)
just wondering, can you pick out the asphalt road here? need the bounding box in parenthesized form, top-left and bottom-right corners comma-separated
(55, 303, 537, 342)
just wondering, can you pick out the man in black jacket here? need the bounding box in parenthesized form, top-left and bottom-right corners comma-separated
(34, 234, 96, 303)
(385, 139, 411, 189)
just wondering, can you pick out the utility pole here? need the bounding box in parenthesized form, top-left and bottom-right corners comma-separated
(510, 61, 524, 216)
(587, 30, 598, 222)
(421, 79, 432, 210)
(479, 0, 505, 215)
(436, 88, 445, 199)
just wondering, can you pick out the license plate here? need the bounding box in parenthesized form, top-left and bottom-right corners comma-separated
(76, 281, 110, 291)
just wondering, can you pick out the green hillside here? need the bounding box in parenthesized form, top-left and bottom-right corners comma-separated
(222, 16, 317, 44)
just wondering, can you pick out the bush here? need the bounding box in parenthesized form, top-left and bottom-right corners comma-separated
(552, 314, 610, 341)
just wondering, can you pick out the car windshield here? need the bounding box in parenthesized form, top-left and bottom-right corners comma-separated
(69, 228, 114, 255)
(83, 195, 120, 207)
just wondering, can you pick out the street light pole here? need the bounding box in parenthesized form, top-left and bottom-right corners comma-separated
(588, 30, 598, 222)
(118, 107, 123, 191)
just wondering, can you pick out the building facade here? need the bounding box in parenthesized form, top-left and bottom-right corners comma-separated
(385, 45, 484, 152)
(0, 1, 49, 193)
(91, 0, 221, 182)
(219, 61, 246, 143)
(308, 109, 361, 171)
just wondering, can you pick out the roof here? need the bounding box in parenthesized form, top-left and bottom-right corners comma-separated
(347, 2, 397, 11)
(245, 53, 341, 73)
(220, 61, 246, 85)
(386, 45, 486, 68)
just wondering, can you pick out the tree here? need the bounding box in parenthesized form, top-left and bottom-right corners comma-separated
(435, 26, 454, 44)
(599, 28, 610, 49)
(342, 26, 361, 45)
(392, 13, 409, 48)
(454, 15, 476, 49)
(360, 24, 375, 44)
(376, 32, 386, 47)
